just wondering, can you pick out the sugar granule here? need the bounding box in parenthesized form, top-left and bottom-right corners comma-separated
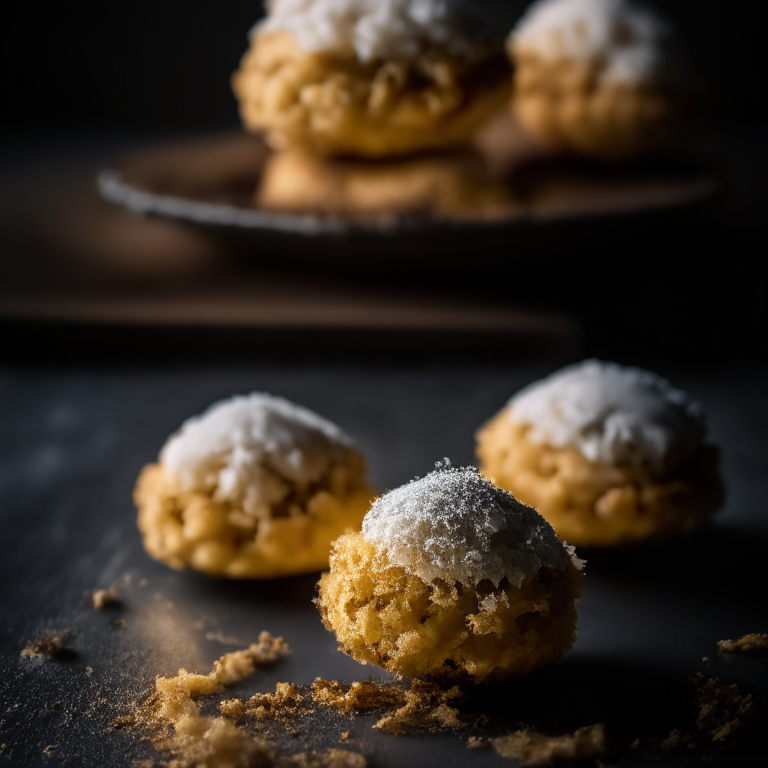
(507, 360, 706, 469)
(362, 461, 576, 588)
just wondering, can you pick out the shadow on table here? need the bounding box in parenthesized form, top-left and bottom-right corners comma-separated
(578, 525, 768, 609)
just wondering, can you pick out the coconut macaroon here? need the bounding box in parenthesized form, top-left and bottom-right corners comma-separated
(257, 148, 515, 220)
(232, 0, 511, 158)
(316, 462, 583, 684)
(135, 394, 373, 579)
(476, 361, 725, 548)
(507, 0, 695, 160)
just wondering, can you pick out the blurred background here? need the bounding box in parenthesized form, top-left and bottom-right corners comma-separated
(1, 0, 765, 365)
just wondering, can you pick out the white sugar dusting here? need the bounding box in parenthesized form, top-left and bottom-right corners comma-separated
(510, 0, 684, 86)
(362, 461, 577, 588)
(161, 393, 354, 513)
(508, 360, 706, 468)
(257, 0, 496, 64)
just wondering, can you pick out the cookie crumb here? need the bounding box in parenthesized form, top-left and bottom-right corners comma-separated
(311, 679, 405, 714)
(373, 681, 465, 735)
(702, 657, 710, 663)
(717, 634, 768, 657)
(90, 589, 118, 610)
(112, 619, 127, 629)
(85, 666, 94, 677)
(490, 724, 606, 767)
(42, 745, 57, 757)
(21, 632, 66, 659)
(340, 731, 350, 742)
(206, 631, 242, 646)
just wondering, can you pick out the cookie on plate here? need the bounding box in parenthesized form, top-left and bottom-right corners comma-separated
(508, 0, 695, 160)
(257, 147, 515, 220)
(233, 0, 511, 158)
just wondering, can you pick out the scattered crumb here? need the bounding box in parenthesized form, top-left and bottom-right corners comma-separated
(112, 619, 127, 629)
(702, 657, 710, 663)
(85, 666, 94, 677)
(42, 745, 57, 757)
(206, 631, 243, 646)
(373, 681, 465, 735)
(340, 731, 350, 743)
(130, 760, 154, 768)
(89, 588, 118, 610)
(489, 724, 606, 766)
(114, 633, 365, 768)
(692, 674, 756, 743)
(311, 679, 405, 714)
(0, 743, 7, 755)
(467, 736, 488, 749)
(20, 632, 67, 659)
(717, 634, 768, 657)
(221, 682, 310, 723)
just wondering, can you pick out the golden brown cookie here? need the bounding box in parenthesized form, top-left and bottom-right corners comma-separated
(233, 2, 510, 158)
(135, 393, 374, 578)
(257, 148, 515, 220)
(476, 361, 724, 547)
(507, 0, 695, 160)
(316, 463, 583, 683)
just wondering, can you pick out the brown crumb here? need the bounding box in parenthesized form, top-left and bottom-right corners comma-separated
(42, 745, 57, 757)
(85, 666, 94, 677)
(717, 634, 768, 657)
(693, 674, 756, 742)
(206, 631, 243, 646)
(221, 682, 310, 723)
(89, 588, 118, 610)
(489, 724, 606, 767)
(114, 633, 365, 768)
(467, 736, 489, 749)
(20, 632, 66, 659)
(702, 657, 710, 663)
(373, 681, 465, 735)
(340, 731, 350, 743)
(112, 619, 127, 629)
(311, 679, 405, 714)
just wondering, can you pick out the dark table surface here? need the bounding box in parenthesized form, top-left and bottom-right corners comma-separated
(1, 359, 767, 767)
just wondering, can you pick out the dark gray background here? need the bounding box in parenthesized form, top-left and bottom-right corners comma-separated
(1, 1, 761, 134)
(1, 360, 766, 766)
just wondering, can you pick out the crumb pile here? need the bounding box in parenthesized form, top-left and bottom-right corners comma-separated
(317, 462, 583, 683)
(90, 589, 118, 610)
(116, 632, 366, 768)
(135, 393, 373, 578)
(717, 634, 768, 658)
(473, 723, 606, 767)
(20, 631, 67, 659)
(507, 0, 693, 159)
(233, 0, 510, 157)
(477, 360, 725, 547)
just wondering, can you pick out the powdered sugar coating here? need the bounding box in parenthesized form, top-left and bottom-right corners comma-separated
(508, 360, 706, 468)
(510, 0, 684, 86)
(257, 0, 496, 64)
(362, 462, 577, 588)
(160, 393, 354, 513)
